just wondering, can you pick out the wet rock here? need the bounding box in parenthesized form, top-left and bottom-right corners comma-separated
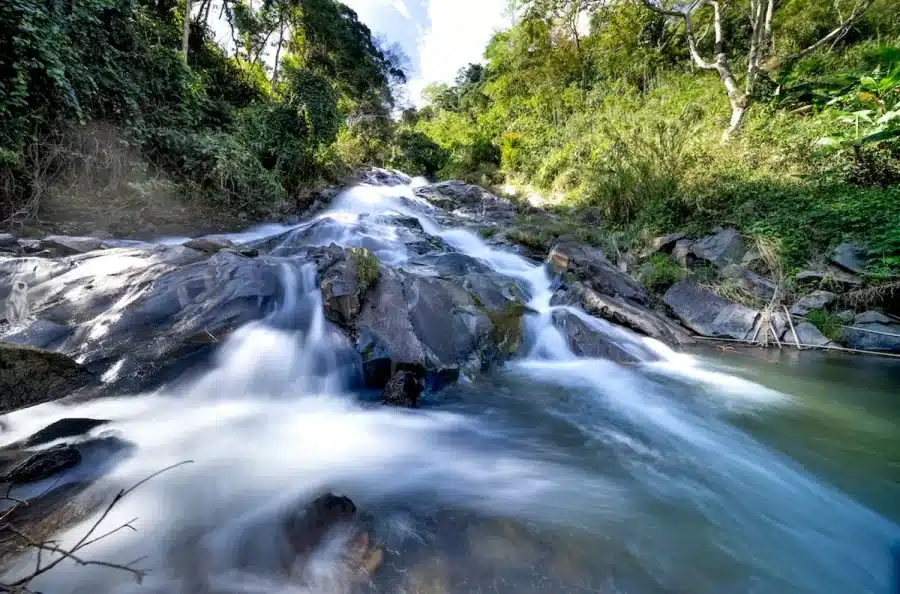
(795, 266, 862, 286)
(1, 319, 73, 349)
(671, 239, 695, 268)
(641, 232, 686, 258)
(663, 280, 759, 339)
(829, 242, 867, 275)
(721, 264, 778, 300)
(412, 252, 491, 276)
(415, 181, 516, 223)
(552, 282, 693, 346)
(460, 272, 528, 311)
(690, 228, 745, 269)
(0, 234, 17, 248)
(40, 236, 106, 256)
(792, 322, 832, 347)
(357, 267, 428, 388)
(285, 493, 358, 556)
(182, 237, 236, 254)
(551, 310, 640, 363)
(361, 167, 411, 186)
(790, 290, 838, 316)
(318, 246, 380, 328)
(381, 370, 423, 407)
(840, 311, 900, 351)
(1, 444, 81, 484)
(548, 240, 648, 306)
(0, 343, 95, 414)
(17, 418, 109, 448)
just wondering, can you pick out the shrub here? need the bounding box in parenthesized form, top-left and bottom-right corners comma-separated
(638, 253, 684, 292)
(806, 309, 843, 340)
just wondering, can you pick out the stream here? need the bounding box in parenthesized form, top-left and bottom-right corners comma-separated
(1, 177, 899, 594)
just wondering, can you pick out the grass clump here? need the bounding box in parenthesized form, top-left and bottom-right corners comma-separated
(806, 309, 844, 341)
(638, 254, 684, 293)
(350, 248, 381, 294)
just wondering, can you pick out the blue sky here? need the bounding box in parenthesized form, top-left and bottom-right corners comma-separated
(343, 0, 510, 105)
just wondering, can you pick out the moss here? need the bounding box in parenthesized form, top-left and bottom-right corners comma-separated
(637, 253, 684, 293)
(349, 247, 381, 294)
(478, 227, 498, 239)
(485, 302, 528, 357)
(806, 309, 843, 341)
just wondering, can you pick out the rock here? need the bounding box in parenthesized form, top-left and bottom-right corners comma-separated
(548, 240, 649, 306)
(641, 232, 687, 258)
(1, 444, 81, 484)
(740, 247, 769, 274)
(551, 310, 641, 363)
(41, 236, 106, 256)
(663, 280, 759, 339)
(552, 282, 693, 346)
(318, 246, 380, 328)
(357, 267, 428, 388)
(854, 310, 892, 324)
(690, 228, 745, 269)
(671, 239, 695, 268)
(840, 312, 900, 352)
(795, 266, 862, 286)
(0, 343, 95, 414)
(361, 167, 411, 186)
(415, 181, 516, 224)
(836, 310, 855, 323)
(182, 237, 236, 253)
(0, 234, 17, 248)
(721, 264, 778, 300)
(1, 320, 73, 349)
(792, 322, 832, 347)
(829, 243, 867, 275)
(790, 290, 838, 316)
(285, 493, 358, 556)
(380, 371, 423, 407)
(17, 418, 109, 448)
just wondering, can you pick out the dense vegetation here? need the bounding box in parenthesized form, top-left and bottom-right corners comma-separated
(0, 0, 409, 222)
(404, 0, 900, 278)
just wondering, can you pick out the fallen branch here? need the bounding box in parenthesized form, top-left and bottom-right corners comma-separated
(0, 460, 193, 591)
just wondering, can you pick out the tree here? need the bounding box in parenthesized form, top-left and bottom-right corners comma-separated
(638, 0, 877, 140)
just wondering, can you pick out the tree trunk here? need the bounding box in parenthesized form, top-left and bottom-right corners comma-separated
(182, 0, 192, 61)
(271, 18, 286, 91)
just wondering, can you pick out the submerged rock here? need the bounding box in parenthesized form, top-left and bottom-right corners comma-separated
(663, 280, 759, 339)
(548, 240, 648, 306)
(790, 290, 837, 316)
(0, 343, 95, 414)
(381, 370, 423, 407)
(690, 228, 745, 269)
(1, 444, 81, 484)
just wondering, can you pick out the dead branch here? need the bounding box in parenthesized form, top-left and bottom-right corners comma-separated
(0, 461, 193, 591)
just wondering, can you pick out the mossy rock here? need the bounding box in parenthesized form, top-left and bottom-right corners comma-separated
(0, 342, 95, 414)
(486, 302, 529, 358)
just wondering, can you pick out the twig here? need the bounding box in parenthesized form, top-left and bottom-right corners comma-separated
(783, 305, 802, 349)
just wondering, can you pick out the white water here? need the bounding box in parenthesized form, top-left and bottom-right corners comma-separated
(1, 180, 898, 594)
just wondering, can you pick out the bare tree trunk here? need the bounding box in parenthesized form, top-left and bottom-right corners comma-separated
(272, 17, 286, 91)
(182, 0, 192, 61)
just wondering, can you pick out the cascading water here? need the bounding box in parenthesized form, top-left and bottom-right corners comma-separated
(1, 178, 899, 594)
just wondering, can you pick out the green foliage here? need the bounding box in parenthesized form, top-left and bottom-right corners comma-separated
(389, 130, 448, 178)
(350, 247, 380, 293)
(638, 254, 685, 292)
(806, 309, 844, 340)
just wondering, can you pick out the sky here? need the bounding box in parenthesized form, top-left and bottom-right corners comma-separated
(342, 0, 511, 105)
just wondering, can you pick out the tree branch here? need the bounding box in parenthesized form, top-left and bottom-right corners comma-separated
(639, 0, 717, 70)
(780, 0, 875, 64)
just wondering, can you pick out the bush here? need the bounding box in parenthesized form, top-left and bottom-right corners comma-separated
(389, 130, 448, 178)
(638, 253, 684, 292)
(806, 309, 843, 340)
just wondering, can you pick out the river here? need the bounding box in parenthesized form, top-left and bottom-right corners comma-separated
(1, 177, 898, 593)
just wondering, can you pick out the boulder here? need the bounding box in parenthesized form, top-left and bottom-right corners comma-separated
(740, 247, 769, 274)
(0, 234, 17, 248)
(1, 320, 73, 349)
(318, 246, 380, 328)
(690, 228, 745, 269)
(641, 232, 687, 258)
(792, 322, 832, 347)
(285, 493, 358, 556)
(415, 181, 516, 224)
(182, 237, 236, 254)
(1, 444, 81, 484)
(836, 310, 855, 323)
(548, 240, 649, 306)
(671, 239, 695, 268)
(840, 311, 900, 351)
(790, 290, 838, 316)
(795, 266, 862, 286)
(663, 280, 759, 339)
(16, 418, 109, 448)
(40, 236, 106, 256)
(357, 267, 428, 388)
(552, 282, 693, 346)
(550, 310, 640, 363)
(361, 168, 411, 186)
(721, 264, 778, 300)
(0, 343, 95, 414)
(829, 243, 867, 275)
(380, 371, 423, 407)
